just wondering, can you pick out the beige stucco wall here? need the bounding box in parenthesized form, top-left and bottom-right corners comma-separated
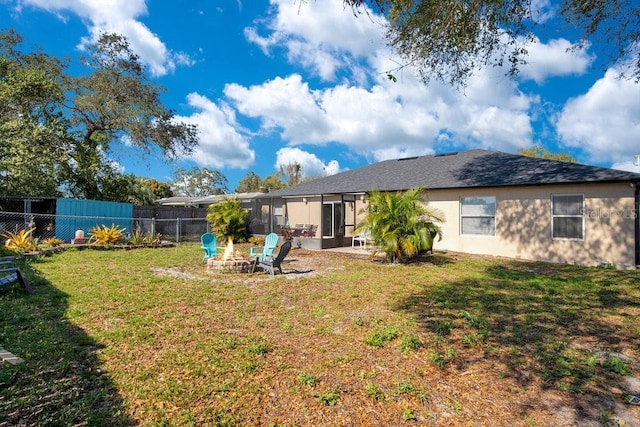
(284, 197, 322, 230)
(428, 183, 637, 268)
(282, 184, 637, 268)
(285, 195, 364, 238)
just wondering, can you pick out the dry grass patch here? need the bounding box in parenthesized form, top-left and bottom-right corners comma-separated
(0, 244, 638, 426)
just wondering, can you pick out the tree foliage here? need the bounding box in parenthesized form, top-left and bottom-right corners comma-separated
(345, 0, 640, 86)
(279, 162, 303, 186)
(98, 174, 171, 206)
(235, 171, 263, 193)
(206, 197, 249, 243)
(145, 178, 174, 200)
(261, 174, 287, 192)
(519, 145, 577, 162)
(0, 30, 68, 197)
(0, 30, 199, 200)
(171, 166, 228, 197)
(358, 187, 444, 263)
(62, 33, 198, 199)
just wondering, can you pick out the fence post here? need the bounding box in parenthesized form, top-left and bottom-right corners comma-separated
(151, 218, 156, 237)
(176, 217, 181, 243)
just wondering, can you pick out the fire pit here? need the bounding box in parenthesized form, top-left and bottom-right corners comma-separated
(207, 255, 254, 273)
(206, 237, 255, 273)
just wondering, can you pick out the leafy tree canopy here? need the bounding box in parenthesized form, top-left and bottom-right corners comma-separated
(236, 166, 312, 194)
(235, 171, 263, 193)
(0, 29, 68, 197)
(171, 166, 228, 197)
(345, 0, 640, 86)
(98, 174, 172, 206)
(261, 174, 287, 192)
(0, 29, 199, 201)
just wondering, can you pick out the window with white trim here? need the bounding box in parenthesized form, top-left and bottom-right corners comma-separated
(460, 196, 496, 236)
(551, 194, 584, 240)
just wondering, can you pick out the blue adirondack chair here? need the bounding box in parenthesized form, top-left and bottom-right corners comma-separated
(201, 233, 225, 262)
(249, 233, 279, 261)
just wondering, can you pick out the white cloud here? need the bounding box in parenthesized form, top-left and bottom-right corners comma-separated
(177, 93, 255, 169)
(611, 159, 640, 173)
(16, 0, 626, 175)
(225, 70, 536, 162)
(275, 147, 341, 178)
(519, 37, 594, 84)
(556, 68, 640, 164)
(529, 0, 556, 23)
(246, 0, 386, 82)
(16, 0, 189, 76)
(227, 0, 540, 163)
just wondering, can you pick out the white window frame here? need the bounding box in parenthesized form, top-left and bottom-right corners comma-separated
(551, 193, 584, 240)
(460, 196, 496, 236)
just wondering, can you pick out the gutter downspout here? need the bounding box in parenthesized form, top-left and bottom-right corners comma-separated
(635, 183, 640, 268)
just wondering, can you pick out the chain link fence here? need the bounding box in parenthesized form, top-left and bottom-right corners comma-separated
(0, 211, 210, 243)
(133, 217, 210, 243)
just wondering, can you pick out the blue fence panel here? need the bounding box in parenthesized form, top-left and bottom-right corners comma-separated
(55, 198, 134, 242)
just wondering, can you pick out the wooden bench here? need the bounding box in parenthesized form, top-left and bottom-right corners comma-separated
(0, 260, 34, 294)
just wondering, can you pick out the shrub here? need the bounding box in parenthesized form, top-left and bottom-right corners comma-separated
(206, 197, 248, 243)
(3, 228, 38, 253)
(43, 237, 65, 247)
(248, 236, 265, 246)
(128, 228, 161, 245)
(357, 187, 445, 263)
(88, 224, 126, 244)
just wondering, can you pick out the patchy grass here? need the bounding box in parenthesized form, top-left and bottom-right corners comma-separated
(1, 245, 639, 426)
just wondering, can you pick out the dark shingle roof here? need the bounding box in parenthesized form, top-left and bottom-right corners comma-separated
(266, 149, 640, 197)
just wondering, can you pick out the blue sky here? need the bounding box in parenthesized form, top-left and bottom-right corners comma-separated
(2, 0, 640, 191)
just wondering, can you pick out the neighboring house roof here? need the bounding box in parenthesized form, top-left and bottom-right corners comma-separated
(157, 192, 264, 206)
(266, 149, 640, 198)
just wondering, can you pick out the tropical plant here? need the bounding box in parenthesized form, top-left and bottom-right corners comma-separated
(358, 187, 444, 263)
(43, 237, 65, 247)
(88, 224, 126, 245)
(128, 228, 161, 245)
(206, 197, 249, 243)
(248, 236, 265, 246)
(2, 228, 38, 253)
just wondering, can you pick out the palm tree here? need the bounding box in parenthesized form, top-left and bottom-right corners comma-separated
(357, 187, 445, 263)
(206, 197, 248, 243)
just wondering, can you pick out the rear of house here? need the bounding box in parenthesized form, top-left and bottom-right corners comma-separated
(429, 183, 637, 268)
(260, 150, 640, 269)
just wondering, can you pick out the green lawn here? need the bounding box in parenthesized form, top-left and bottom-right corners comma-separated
(1, 244, 638, 426)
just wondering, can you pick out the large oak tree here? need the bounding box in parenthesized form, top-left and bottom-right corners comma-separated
(63, 33, 198, 199)
(0, 30, 199, 200)
(345, 0, 640, 86)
